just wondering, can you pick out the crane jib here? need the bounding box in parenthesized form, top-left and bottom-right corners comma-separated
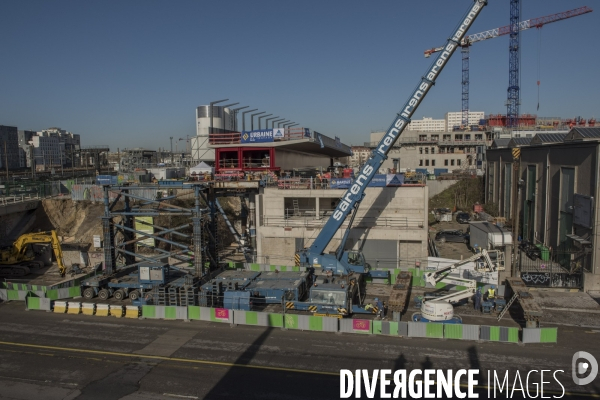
(311, 0, 487, 249)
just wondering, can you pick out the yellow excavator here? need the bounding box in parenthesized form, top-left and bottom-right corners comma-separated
(0, 230, 67, 278)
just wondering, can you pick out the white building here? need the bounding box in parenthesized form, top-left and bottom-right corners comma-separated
(407, 117, 446, 132)
(445, 111, 485, 130)
(31, 135, 62, 170)
(348, 146, 371, 168)
(192, 105, 235, 163)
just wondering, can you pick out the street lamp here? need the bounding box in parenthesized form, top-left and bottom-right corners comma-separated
(241, 109, 258, 132)
(277, 120, 291, 128)
(282, 122, 295, 128)
(231, 106, 249, 131)
(287, 123, 299, 128)
(271, 118, 285, 128)
(221, 102, 239, 131)
(265, 116, 279, 129)
(258, 114, 273, 130)
(170, 136, 174, 165)
(250, 111, 266, 131)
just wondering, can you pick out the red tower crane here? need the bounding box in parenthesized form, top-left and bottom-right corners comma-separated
(424, 6, 593, 129)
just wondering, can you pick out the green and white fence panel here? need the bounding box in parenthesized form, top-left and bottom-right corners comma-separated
(0, 289, 29, 301)
(283, 314, 338, 332)
(234, 311, 284, 328)
(142, 305, 188, 320)
(26, 296, 52, 311)
(522, 328, 557, 344)
(443, 324, 480, 341)
(479, 326, 519, 343)
(339, 318, 372, 334)
(46, 286, 81, 300)
(408, 322, 444, 338)
(373, 320, 399, 336)
(187, 306, 233, 323)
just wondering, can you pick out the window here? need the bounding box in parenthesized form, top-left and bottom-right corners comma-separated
(444, 159, 448, 166)
(425, 148, 429, 154)
(425, 160, 429, 166)
(419, 147, 423, 154)
(419, 159, 423, 166)
(431, 147, 435, 154)
(439, 148, 445, 154)
(451, 159, 455, 166)
(443, 134, 451, 141)
(457, 159, 461, 166)
(432, 159, 436, 166)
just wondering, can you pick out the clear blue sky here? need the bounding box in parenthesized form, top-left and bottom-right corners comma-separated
(1, 0, 597, 149)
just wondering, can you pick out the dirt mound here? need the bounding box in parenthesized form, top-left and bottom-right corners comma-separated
(40, 199, 105, 244)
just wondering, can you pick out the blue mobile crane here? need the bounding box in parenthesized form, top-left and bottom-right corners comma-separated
(297, 0, 487, 280)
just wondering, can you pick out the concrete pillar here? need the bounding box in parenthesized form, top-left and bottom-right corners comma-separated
(249, 192, 257, 261)
(315, 194, 320, 219)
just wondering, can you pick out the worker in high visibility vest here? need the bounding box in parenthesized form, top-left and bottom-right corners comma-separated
(487, 286, 496, 300)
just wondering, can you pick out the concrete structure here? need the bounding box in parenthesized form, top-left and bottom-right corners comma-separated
(368, 130, 487, 173)
(485, 127, 600, 291)
(193, 105, 235, 163)
(255, 186, 428, 269)
(446, 111, 484, 130)
(406, 117, 446, 132)
(0, 125, 21, 170)
(210, 129, 352, 176)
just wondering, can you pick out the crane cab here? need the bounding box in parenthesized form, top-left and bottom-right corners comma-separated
(307, 251, 368, 276)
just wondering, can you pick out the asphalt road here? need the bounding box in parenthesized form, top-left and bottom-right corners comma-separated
(0, 301, 598, 400)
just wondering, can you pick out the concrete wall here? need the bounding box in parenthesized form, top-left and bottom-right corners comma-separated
(426, 180, 458, 198)
(275, 148, 331, 172)
(255, 186, 428, 268)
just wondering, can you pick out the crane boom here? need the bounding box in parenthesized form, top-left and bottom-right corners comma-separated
(424, 6, 593, 57)
(302, 0, 487, 273)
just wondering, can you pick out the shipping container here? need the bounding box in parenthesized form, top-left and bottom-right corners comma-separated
(433, 168, 449, 177)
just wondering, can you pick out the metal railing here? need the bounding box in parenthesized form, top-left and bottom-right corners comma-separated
(218, 158, 272, 169)
(209, 128, 310, 145)
(0, 194, 41, 205)
(262, 214, 424, 229)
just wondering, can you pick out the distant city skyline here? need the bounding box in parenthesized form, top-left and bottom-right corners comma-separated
(1, 0, 597, 150)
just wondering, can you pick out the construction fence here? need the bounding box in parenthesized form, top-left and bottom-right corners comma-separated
(24, 294, 557, 344)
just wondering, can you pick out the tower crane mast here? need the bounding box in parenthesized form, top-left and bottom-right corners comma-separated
(424, 6, 593, 128)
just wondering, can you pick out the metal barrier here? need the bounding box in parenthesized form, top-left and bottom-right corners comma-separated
(443, 324, 480, 340)
(142, 305, 188, 320)
(372, 320, 399, 336)
(522, 328, 557, 343)
(479, 325, 519, 343)
(187, 306, 233, 323)
(339, 318, 372, 334)
(26, 296, 52, 311)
